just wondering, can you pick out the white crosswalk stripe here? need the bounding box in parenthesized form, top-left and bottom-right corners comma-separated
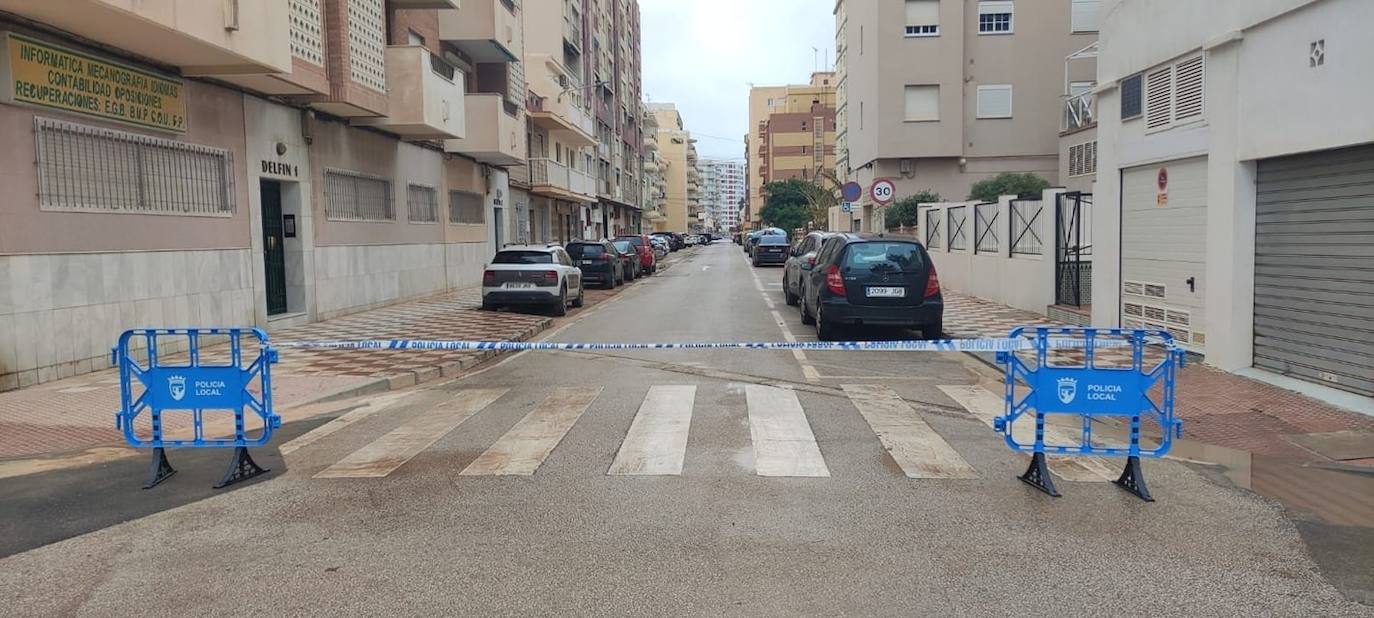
(460, 386, 602, 476)
(314, 388, 508, 479)
(937, 385, 1115, 482)
(745, 385, 830, 477)
(608, 385, 695, 475)
(843, 384, 978, 479)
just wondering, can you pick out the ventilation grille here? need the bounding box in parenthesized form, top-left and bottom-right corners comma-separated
(1068, 141, 1097, 177)
(1145, 65, 1173, 130)
(1166, 309, 1191, 326)
(1173, 56, 1205, 121)
(1122, 280, 1145, 296)
(289, 0, 324, 66)
(1123, 302, 1144, 317)
(1143, 283, 1167, 299)
(347, 0, 387, 93)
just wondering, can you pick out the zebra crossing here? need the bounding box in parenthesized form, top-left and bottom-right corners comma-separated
(285, 383, 1119, 484)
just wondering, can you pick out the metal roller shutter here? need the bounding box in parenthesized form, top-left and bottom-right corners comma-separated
(1254, 144, 1374, 396)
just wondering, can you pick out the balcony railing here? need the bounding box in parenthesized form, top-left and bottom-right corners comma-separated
(529, 157, 595, 200)
(564, 15, 583, 51)
(1063, 92, 1096, 132)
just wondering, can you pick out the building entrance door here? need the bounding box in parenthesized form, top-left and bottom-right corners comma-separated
(260, 180, 288, 316)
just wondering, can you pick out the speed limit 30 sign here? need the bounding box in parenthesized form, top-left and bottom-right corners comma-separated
(870, 179, 896, 205)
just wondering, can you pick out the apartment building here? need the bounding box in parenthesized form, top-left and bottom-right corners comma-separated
(587, 0, 645, 237)
(1089, 0, 1374, 401)
(0, 0, 533, 390)
(744, 73, 837, 229)
(834, 0, 1097, 231)
(640, 108, 669, 230)
(645, 102, 696, 232)
(699, 159, 745, 232)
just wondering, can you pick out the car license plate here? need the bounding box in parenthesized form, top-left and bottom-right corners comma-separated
(506, 282, 536, 289)
(866, 286, 905, 298)
(581, 260, 596, 265)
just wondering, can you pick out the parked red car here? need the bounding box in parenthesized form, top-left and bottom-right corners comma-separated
(614, 234, 658, 274)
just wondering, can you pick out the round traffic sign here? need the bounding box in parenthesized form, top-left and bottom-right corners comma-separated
(841, 181, 862, 203)
(871, 179, 896, 205)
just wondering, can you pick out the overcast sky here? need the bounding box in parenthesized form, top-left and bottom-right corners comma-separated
(639, 0, 836, 161)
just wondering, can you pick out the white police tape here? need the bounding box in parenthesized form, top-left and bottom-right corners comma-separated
(274, 337, 1133, 353)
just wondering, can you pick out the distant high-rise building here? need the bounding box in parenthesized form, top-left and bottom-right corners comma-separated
(699, 160, 745, 232)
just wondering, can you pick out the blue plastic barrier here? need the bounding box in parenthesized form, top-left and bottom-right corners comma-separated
(993, 327, 1185, 501)
(113, 328, 281, 489)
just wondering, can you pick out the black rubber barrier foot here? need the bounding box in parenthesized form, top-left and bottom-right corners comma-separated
(214, 447, 269, 489)
(1018, 452, 1061, 497)
(1114, 455, 1155, 502)
(143, 447, 176, 489)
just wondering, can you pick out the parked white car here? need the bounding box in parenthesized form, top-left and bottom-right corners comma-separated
(481, 244, 584, 316)
(650, 236, 670, 259)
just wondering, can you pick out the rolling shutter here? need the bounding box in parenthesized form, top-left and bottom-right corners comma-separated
(1071, 0, 1101, 32)
(1254, 144, 1374, 396)
(976, 85, 1013, 118)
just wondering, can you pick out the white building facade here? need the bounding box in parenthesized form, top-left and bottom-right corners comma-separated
(699, 159, 745, 232)
(1093, 0, 1374, 400)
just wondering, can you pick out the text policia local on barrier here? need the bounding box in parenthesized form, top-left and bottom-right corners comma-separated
(273, 338, 1137, 353)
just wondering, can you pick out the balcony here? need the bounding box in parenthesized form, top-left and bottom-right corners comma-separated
(0, 0, 291, 76)
(1062, 92, 1097, 133)
(439, 0, 521, 63)
(445, 94, 526, 166)
(354, 46, 465, 140)
(564, 14, 584, 53)
(529, 158, 597, 202)
(392, 0, 459, 7)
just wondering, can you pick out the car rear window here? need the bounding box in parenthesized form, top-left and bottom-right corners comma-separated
(617, 236, 644, 247)
(760, 236, 790, 245)
(493, 251, 554, 264)
(567, 244, 604, 258)
(842, 242, 924, 271)
(612, 241, 633, 253)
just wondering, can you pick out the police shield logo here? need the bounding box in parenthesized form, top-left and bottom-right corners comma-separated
(1057, 377, 1077, 404)
(168, 375, 186, 402)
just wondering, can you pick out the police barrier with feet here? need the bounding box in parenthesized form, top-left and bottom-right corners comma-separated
(114, 328, 281, 489)
(994, 327, 1185, 501)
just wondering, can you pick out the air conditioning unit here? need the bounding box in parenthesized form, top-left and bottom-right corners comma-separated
(899, 159, 914, 177)
(558, 74, 570, 88)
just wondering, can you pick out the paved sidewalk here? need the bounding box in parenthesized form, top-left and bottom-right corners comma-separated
(943, 291, 1374, 464)
(0, 287, 550, 461)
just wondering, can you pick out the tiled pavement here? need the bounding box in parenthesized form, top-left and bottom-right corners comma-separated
(943, 291, 1374, 463)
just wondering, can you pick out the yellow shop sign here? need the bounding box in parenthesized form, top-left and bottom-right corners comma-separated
(1, 32, 187, 132)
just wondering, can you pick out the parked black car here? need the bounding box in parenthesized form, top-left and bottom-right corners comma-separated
(783, 231, 838, 306)
(751, 234, 791, 266)
(652, 232, 684, 251)
(799, 234, 942, 341)
(611, 239, 642, 281)
(747, 227, 786, 257)
(566, 240, 624, 289)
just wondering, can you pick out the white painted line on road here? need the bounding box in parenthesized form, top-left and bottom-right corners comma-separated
(746, 385, 830, 477)
(937, 385, 1114, 482)
(280, 391, 411, 456)
(608, 385, 695, 475)
(314, 388, 508, 478)
(842, 384, 978, 479)
(460, 386, 602, 476)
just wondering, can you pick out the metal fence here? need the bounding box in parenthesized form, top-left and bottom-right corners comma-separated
(324, 170, 394, 221)
(1055, 192, 1093, 306)
(925, 208, 942, 249)
(35, 117, 235, 216)
(974, 202, 999, 253)
(947, 205, 967, 250)
(1010, 199, 1043, 255)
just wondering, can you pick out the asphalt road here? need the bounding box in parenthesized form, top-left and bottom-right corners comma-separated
(1, 242, 1368, 616)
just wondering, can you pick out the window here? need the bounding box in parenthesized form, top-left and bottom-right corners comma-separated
(976, 85, 1013, 118)
(407, 184, 438, 223)
(1068, 141, 1097, 177)
(34, 118, 235, 216)
(905, 0, 939, 36)
(1120, 73, 1143, 119)
(407, 30, 425, 46)
(978, 1, 1014, 34)
(904, 85, 939, 121)
(1071, 0, 1100, 32)
(1069, 81, 1094, 97)
(1144, 55, 1204, 132)
(449, 190, 484, 224)
(324, 170, 394, 221)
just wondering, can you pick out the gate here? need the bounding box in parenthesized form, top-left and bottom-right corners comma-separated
(1054, 192, 1092, 307)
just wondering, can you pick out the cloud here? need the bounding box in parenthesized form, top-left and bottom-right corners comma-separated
(639, 0, 835, 160)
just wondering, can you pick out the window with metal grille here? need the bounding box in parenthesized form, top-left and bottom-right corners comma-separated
(35, 117, 235, 216)
(324, 170, 394, 221)
(978, 2, 1013, 34)
(449, 190, 484, 224)
(407, 184, 438, 223)
(1120, 73, 1143, 119)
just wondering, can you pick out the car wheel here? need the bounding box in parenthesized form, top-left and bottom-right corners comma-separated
(481, 300, 499, 311)
(572, 284, 585, 308)
(801, 293, 816, 325)
(552, 285, 568, 316)
(923, 321, 943, 341)
(815, 300, 838, 341)
(783, 279, 799, 306)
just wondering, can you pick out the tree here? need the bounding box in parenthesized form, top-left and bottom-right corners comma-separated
(884, 190, 943, 229)
(968, 172, 1050, 202)
(761, 179, 815, 233)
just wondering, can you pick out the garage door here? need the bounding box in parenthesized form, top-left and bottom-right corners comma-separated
(1254, 144, 1374, 397)
(1119, 157, 1208, 352)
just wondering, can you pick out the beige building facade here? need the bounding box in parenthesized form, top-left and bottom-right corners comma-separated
(745, 73, 837, 228)
(646, 102, 696, 232)
(834, 0, 1098, 230)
